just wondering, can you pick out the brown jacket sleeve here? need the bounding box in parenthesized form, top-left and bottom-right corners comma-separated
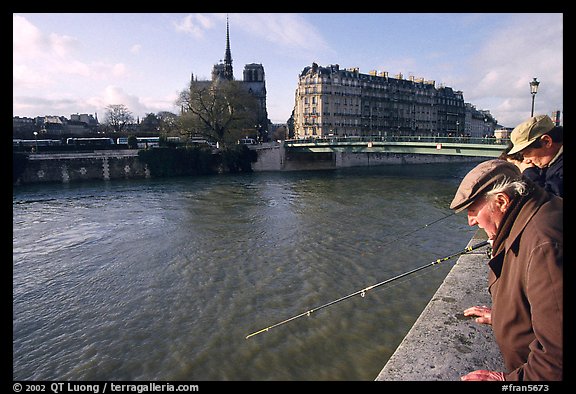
(505, 241, 563, 381)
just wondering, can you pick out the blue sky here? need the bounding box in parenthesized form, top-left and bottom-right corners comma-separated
(13, 13, 563, 128)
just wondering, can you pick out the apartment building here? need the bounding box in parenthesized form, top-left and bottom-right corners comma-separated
(293, 63, 466, 138)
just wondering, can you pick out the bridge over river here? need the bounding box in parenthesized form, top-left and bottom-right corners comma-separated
(284, 135, 508, 157)
(252, 136, 510, 171)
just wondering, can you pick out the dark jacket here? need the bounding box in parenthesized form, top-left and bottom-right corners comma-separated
(488, 185, 563, 381)
(523, 150, 563, 198)
(543, 152, 563, 197)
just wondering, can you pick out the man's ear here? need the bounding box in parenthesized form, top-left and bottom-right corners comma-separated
(495, 192, 511, 213)
(540, 134, 553, 148)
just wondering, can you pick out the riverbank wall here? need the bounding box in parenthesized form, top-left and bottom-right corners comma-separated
(375, 230, 505, 381)
(251, 143, 484, 171)
(14, 146, 484, 185)
(14, 150, 149, 185)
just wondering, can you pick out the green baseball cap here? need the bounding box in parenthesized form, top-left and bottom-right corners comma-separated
(508, 115, 555, 155)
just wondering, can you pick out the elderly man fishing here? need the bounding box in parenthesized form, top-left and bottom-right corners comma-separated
(450, 159, 562, 381)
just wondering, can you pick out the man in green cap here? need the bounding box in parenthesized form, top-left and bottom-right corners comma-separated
(507, 114, 563, 197)
(450, 159, 562, 381)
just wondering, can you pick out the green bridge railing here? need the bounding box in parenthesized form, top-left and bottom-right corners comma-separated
(284, 135, 510, 158)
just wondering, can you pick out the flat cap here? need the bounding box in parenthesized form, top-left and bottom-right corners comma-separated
(508, 114, 555, 155)
(450, 159, 522, 213)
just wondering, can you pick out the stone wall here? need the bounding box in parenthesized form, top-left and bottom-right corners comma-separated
(15, 151, 149, 185)
(250, 143, 285, 171)
(375, 231, 505, 381)
(15, 147, 487, 185)
(248, 143, 484, 172)
(335, 151, 482, 168)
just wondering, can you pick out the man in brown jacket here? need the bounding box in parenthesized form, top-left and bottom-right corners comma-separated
(450, 159, 562, 381)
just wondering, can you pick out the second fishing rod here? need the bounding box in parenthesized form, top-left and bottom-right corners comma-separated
(246, 239, 489, 339)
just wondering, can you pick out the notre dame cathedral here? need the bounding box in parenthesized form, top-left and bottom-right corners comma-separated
(190, 16, 269, 141)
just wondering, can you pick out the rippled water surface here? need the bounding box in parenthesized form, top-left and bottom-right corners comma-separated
(13, 163, 480, 381)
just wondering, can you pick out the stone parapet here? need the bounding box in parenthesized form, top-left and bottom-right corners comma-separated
(375, 230, 505, 381)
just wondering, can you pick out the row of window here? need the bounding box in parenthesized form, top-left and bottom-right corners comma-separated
(299, 94, 463, 108)
(301, 76, 439, 90)
(300, 110, 437, 118)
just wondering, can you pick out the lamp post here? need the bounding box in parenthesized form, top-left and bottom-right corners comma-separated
(530, 77, 540, 117)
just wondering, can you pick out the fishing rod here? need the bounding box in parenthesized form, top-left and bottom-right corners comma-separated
(245, 239, 489, 339)
(377, 211, 456, 250)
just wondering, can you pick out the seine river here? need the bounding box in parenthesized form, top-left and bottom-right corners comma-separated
(13, 162, 480, 381)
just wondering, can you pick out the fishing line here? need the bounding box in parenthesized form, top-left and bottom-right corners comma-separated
(245, 240, 488, 339)
(376, 211, 457, 251)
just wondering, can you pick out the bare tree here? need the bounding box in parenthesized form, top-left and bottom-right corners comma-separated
(157, 111, 179, 136)
(104, 104, 135, 133)
(176, 80, 259, 147)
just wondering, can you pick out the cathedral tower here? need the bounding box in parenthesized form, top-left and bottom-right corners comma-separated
(223, 15, 233, 81)
(211, 15, 234, 81)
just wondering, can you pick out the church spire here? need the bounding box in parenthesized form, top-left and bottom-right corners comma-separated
(223, 14, 233, 80)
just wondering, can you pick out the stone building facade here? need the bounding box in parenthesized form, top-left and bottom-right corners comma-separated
(293, 63, 467, 138)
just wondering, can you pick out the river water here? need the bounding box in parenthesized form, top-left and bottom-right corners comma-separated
(13, 162, 480, 381)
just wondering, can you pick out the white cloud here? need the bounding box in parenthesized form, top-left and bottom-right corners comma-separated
(234, 13, 332, 55)
(14, 15, 132, 82)
(13, 14, 141, 119)
(173, 14, 215, 38)
(171, 13, 331, 56)
(14, 15, 81, 61)
(13, 14, 44, 59)
(97, 85, 178, 118)
(47, 32, 80, 58)
(130, 44, 142, 55)
(462, 13, 563, 126)
(103, 85, 140, 108)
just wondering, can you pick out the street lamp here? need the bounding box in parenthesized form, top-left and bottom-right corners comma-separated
(530, 77, 540, 117)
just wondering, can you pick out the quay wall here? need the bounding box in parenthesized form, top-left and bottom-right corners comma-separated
(334, 151, 482, 168)
(250, 143, 285, 171)
(15, 146, 485, 185)
(251, 143, 484, 172)
(375, 230, 505, 381)
(15, 150, 149, 185)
